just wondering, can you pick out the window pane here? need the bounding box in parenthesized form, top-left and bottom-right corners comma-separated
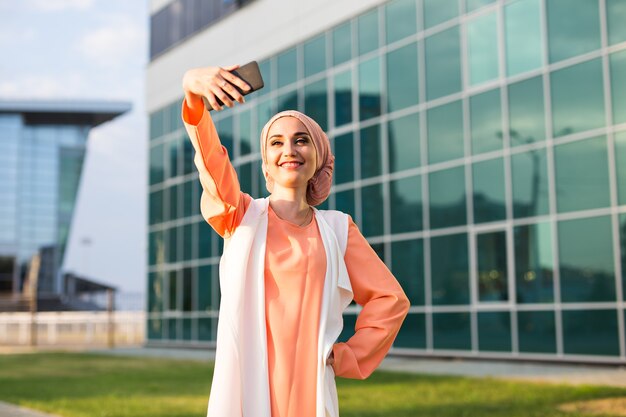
(277, 90, 298, 113)
(425, 26, 462, 100)
(256, 97, 275, 134)
(470, 88, 502, 155)
(304, 34, 326, 77)
(431, 233, 470, 305)
(147, 271, 163, 313)
(508, 76, 545, 145)
(429, 166, 467, 229)
(547, 0, 601, 63)
(359, 56, 382, 120)
(361, 183, 384, 237)
(168, 138, 180, 179)
(467, 11, 499, 85)
(198, 221, 213, 259)
(610, 50, 626, 125)
(423, 0, 459, 29)
(607, 0, 626, 45)
(477, 231, 508, 302)
(390, 174, 422, 233)
(620, 214, 626, 301)
(385, 0, 418, 44)
(472, 158, 506, 223)
(149, 144, 164, 185)
(427, 100, 464, 164)
(387, 42, 419, 112)
(391, 239, 424, 305)
(197, 265, 213, 312)
(277, 47, 297, 88)
(550, 59, 605, 137)
(334, 188, 355, 218)
(238, 162, 252, 194)
(333, 21, 352, 66)
(238, 110, 252, 156)
(511, 148, 550, 218)
(197, 317, 213, 341)
(333, 132, 354, 184)
(168, 270, 178, 310)
(182, 267, 193, 311)
(558, 216, 616, 302)
(168, 185, 178, 221)
(554, 136, 610, 213)
(304, 78, 328, 130)
(467, 0, 495, 12)
(334, 69, 353, 127)
(615, 132, 626, 205)
(517, 311, 557, 353)
(358, 9, 379, 55)
(148, 230, 165, 265)
(514, 222, 554, 303)
(258, 59, 272, 96)
(150, 110, 164, 140)
(183, 180, 194, 218)
(394, 313, 426, 348)
(216, 115, 234, 157)
(562, 310, 620, 356)
(149, 190, 164, 225)
(505, 0, 543, 76)
(478, 311, 511, 352)
(360, 124, 382, 179)
(433, 312, 471, 350)
(388, 112, 420, 173)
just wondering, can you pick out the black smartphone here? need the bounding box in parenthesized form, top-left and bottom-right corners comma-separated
(202, 61, 265, 111)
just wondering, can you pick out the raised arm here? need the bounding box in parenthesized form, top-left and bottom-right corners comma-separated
(182, 65, 253, 237)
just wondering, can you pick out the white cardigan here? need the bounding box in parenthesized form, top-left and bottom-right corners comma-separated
(207, 197, 354, 417)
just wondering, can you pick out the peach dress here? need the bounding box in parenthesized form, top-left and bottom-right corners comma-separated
(183, 101, 410, 417)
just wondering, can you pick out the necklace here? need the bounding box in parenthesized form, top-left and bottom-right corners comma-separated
(296, 207, 313, 227)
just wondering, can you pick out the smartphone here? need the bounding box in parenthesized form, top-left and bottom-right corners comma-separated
(202, 61, 265, 111)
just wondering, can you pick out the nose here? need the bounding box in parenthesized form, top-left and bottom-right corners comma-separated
(283, 140, 296, 156)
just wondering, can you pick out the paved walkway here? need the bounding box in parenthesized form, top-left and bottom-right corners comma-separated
(0, 402, 60, 417)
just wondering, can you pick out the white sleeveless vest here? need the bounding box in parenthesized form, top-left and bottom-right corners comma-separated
(207, 197, 354, 417)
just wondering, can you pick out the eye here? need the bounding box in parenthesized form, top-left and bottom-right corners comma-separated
(270, 140, 282, 146)
(296, 137, 309, 144)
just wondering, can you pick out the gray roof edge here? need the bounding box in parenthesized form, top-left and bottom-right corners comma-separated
(0, 99, 132, 116)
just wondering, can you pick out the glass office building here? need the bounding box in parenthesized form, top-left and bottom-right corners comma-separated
(0, 101, 130, 296)
(147, 0, 626, 363)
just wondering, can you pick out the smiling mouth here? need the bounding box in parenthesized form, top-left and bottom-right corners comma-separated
(279, 161, 303, 168)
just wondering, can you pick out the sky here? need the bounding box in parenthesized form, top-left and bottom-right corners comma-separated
(0, 0, 149, 294)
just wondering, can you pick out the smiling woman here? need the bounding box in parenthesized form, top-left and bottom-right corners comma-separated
(181, 65, 410, 417)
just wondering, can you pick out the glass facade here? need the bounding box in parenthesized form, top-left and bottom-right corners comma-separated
(148, 0, 626, 362)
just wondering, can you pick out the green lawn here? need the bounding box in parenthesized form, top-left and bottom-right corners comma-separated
(0, 353, 624, 417)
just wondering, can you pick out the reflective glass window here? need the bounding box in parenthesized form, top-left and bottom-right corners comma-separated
(197, 265, 213, 312)
(358, 9, 379, 55)
(168, 138, 180, 179)
(517, 311, 557, 353)
(238, 110, 253, 156)
(147, 272, 163, 313)
(166, 318, 179, 340)
(149, 190, 164, 225)
(394, 313, 426, 348)
(168, 185, 178, 221)
(334, 188, 355, 219)
(423, 0, 459, 29)
(183, 223, 194, 262)
(149, 144, 165, 185)
(277, 47, 297, 88)
(467, 11, 499, 85)
(476, 231, 508, 302)
(182, 318, 192, 341)
(256, 160, 270, 199)
(508, 76, 545, 146)
(391, 239, 424, 305)
(334, 69, 353, 127)
(505, 0, 543, 76)
(610, 50, 626, 125)
(511, 148, 550, 218)
(388, 112, 420, 173)
(182, 137, 194, 175)
(169, 102, 182, 133)
(550, 59, 605, 137)
(432, 312, 471, 350)
(237, 162, 252, 195)
(546, 0, 601, 63)
(333, 21, 352, 66)
(277, 90, 298, 113)
(472, 158, 506, 223)
(167, 270, 179, 310)
(304, 78, 328, 130)
(558, 216, 616, 302)
(360, 124, 382, 179)
(429, 166, 467, 229)
(359, 56, 382, 121)
(386, 42, 419, 112)
(478, 311, 511, 352)
(304, 34, 326, 77)
(147, 318, 163, 340)
(150, 110, 164, 140)
(197, 317, 213, 341)
(333, 132, 354, 184)
(614, 132, 626, 205)
(148, 230, 165, 265)
(182, 267, 193, 311)
(198, 220, 213, 259)
(390, 174, 422, 233)
(554, 136, 610, 213)
(361, 183, 384, 237)
(514, 222, 554, 303)
(607, 0, 626, 45)
(425, 26, 462, 100)
(338, 314, 358, 342)
(257, 59, 272, 96)
(385, 0, 418, 44)
(427, 100, 464, 164)
(216, 115, 234, 157)
(470, 88, 502, 155)
(430, 233, 470, 305)
(562, 309, 620, 356)
(467, 0, 495, 12)
(183, 180, 194, 218)
(256, 97, 276, 134)
(619, 214, 626, 300)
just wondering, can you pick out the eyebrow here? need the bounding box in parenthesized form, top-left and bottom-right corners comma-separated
(269, 131, 311, 140)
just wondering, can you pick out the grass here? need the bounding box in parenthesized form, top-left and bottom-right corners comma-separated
(0, 353, 624, 417)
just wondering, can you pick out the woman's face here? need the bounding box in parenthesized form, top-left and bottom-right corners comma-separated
(265, 116, 317, 191)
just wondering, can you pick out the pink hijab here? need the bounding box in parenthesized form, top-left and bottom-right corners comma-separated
(260, 110, 334, 206)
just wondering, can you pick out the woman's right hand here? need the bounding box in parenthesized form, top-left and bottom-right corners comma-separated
(182, 65, 251, 111)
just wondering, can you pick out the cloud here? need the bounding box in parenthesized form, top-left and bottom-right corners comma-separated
(0, 73, 89, 99)
(27, 0, 94, 12)
(77, 20, 146, 68)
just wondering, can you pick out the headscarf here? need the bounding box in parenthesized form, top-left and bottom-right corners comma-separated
(260, 110, 334, 206)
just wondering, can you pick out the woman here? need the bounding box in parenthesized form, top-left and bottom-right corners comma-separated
(182, 65, 410, 417)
